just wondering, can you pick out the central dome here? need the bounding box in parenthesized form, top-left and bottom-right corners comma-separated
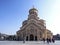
(29, 7, 38, 14)
(29, 7, 38, 11)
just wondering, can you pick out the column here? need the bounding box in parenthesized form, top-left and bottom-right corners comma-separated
(34, 36, 35, 41)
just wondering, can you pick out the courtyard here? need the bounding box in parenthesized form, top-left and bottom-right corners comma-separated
(0, 41, 60, 45)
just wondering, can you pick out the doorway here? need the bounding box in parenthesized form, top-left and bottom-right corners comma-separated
(35, 36, 37, 41)
(26, 36, 28, 41)
(30, 34, 34, 41)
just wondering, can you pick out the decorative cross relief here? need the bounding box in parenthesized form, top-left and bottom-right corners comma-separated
(30, 28, 34, 33)
(30, 26, 34, 33)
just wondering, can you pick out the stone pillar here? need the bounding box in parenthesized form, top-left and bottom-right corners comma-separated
(28, 35, 30, 41)
(37, 34, 39, 41)
(25, 36, 26, 41)
(34, 35, 35, 41)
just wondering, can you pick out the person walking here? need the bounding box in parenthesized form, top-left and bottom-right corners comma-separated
(23, 37, 25, 43)
(46, 38, 49, 44)
(43, 38, 45, 43)
(52, 38, 55, 43)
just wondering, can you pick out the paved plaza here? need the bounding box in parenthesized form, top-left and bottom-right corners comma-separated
(0, 41, 60, 45)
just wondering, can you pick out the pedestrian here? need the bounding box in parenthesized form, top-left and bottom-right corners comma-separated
(46, 38, 49, 44)
(49, 38, 51, 43)
(23, 38, 25, 43)
(52, 38, 55, 43)
(43, 38, 45, 43)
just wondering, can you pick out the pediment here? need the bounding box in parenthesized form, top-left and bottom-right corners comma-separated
(21, 22, 42, 30)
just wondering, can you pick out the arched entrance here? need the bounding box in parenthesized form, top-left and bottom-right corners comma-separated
(35, 36, 37, 41)
(30, 34, 34, 41)
(26, 36, 28, 41)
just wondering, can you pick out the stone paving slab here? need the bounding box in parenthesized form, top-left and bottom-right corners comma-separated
(0, 41, 60, 45)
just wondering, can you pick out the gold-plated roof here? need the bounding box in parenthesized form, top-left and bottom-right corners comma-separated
(29, 7, 38, 13)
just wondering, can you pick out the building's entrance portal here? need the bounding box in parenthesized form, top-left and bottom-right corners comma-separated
(35, 36, 37, 41)
(26, 36, 28, 41)
(30, 34, 34, 41)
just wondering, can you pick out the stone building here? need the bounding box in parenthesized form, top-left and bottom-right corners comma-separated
(16, 7, 53, 41)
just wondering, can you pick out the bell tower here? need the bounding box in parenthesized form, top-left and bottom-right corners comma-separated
(28, 7, 39, 20)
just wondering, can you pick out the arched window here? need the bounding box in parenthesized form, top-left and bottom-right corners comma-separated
(40, 31, 42, 38)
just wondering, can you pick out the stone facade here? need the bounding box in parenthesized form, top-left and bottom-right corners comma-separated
(16, 7, 53, 41)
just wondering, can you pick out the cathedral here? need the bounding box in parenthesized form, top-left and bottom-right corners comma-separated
(16, 7, 53, 41)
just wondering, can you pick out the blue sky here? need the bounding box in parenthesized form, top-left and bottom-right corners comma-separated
(0, 0, 60, 35)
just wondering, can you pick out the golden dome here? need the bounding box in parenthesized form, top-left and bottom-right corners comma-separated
(29, 7, 38, 11)
(29, 7, 38, 14)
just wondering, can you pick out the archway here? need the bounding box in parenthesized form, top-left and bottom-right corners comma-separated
(26, 36, 28, 41)
(30, 34, 34, 41)
(35, 36, 37, 41)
